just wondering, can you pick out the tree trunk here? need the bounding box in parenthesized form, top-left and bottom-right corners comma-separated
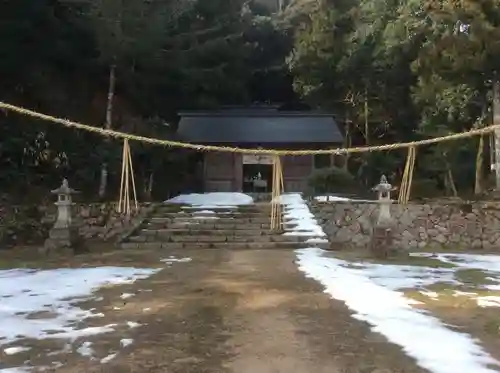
(490, 133, 495, 177)
(98, 64, 116, 199)
(443, 151, 458, 197)
(493, 78, 500, 189)
(445, 168, 458, 197)
(475, 135, 484, 195)
(144, 171, 154, 200)
(474, 103, 487, 195)
(364, 85, 369, 145)
(342, 114, 351, 170)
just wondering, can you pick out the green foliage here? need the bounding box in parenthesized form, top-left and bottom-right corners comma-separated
(287, 0, 500, 196)
(410, 178, 441, 199)
(3, 0, 500, 201)
(0, 0, 293, 200)
(352, 152, 403, 188)
(308, 167, 360, 195)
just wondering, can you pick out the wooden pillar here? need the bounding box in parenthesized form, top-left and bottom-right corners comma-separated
(233, 153, 243, 192)
(493, 78, 500, 190)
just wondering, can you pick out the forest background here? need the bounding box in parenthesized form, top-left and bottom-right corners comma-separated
(2, 0, 500, 202)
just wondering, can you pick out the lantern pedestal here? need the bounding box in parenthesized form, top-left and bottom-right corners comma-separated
(43, 179, 82, 255)
(370, 175, 396, 259)
(44, 227, 80, 255)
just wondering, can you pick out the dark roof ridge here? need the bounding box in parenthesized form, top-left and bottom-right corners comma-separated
(176, 113, 343, 143)
(178, 111, 335, 117)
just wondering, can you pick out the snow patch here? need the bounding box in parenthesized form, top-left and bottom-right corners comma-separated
(351, 263, 457, 290)
(305, 237, 329, 244)
(0, 368, 31, 373)
(4, 346, 30, 355)
(296, 248, 500, 373)
(120, 338, 133, 348)
(120, 293, 135, 300)
(315, 195, 351, 202)
(411, 252, 500, 272)
(100, 353, 117, 364)
(411, 253, 500, 307)
(0, 267, 158, 348)
(477, 296, 500, 308)
(127, 321, 141, 329)
(192, 210, 216, 214)
(420, 291, 439, 300)
(166, 192, 253, 207)
(161, 256, 192, 264)
(181, 205, 237, 209)
(76, 341, 94, 358)
(288, 195, 500, 371)
(277, 193, 325, 237)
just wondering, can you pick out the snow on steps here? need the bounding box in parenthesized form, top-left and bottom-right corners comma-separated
(120, 193, 330, 250)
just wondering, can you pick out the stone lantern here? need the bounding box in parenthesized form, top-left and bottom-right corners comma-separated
(372, 175, 395, 226)
(43, 179, 81, 254)
(52, 179, 76, 228)
(370, 175, 397, 258)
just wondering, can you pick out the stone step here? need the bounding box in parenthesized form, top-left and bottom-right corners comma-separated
(139, 228, 281, 236)
(120, 241, 329, 250)
(148, 217, 273, 224)
(154, 209, 273, 216)
(161, 206, 272, 212)
(145, 222, 294, 230)
(160, 205, 273, 213)
(129, 233, 309, 243)
(149, 212, 269, 219)
(152, 206, 184, 213)
(147, 218, 294, 225)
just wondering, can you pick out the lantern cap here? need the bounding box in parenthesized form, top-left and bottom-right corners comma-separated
(372, 175, 395, 192)
(51, 179, 78, 195)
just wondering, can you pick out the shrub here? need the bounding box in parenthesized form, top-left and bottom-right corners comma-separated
(308, 166, 360, 195)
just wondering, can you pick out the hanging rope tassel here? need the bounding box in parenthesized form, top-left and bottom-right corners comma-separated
(117, 139, 138, 217)
(398, 146, 417, 204)
(270, 155, 284, 231)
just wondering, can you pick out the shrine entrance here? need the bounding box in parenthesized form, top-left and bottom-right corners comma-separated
(242, 154, 273, 193)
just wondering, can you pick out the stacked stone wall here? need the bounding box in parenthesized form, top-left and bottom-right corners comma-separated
(311, 201, 500, 250)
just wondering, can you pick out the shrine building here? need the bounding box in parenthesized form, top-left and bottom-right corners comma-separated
(176, 105, 343, 193)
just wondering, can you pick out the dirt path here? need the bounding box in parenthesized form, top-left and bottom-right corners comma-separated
(205, 250, 426, 373)
(2, 248, 427, 373)
(209, 251, 342, 373)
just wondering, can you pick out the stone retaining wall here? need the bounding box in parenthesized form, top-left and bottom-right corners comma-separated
(0, 202, 155, 247)
(311, 201, 500, 250)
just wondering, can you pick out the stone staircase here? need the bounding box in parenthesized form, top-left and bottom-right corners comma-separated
(120, 202, 328, 250)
